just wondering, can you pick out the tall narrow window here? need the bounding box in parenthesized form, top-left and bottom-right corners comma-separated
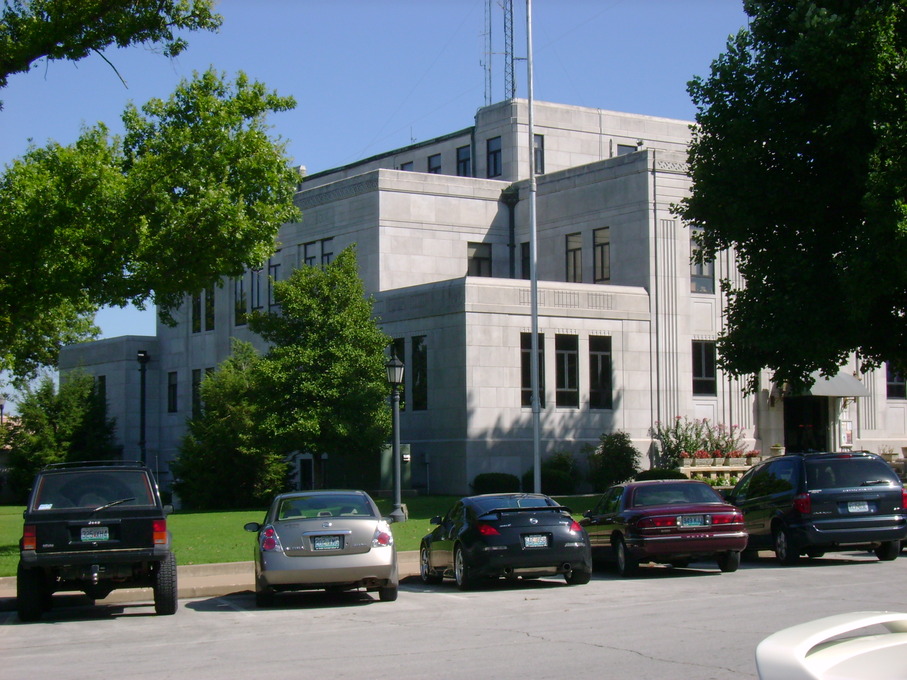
(251, 268, 264, 310)
(887, 363, 906, 399)
(191, 293, 201, 333)
(521, 333, 545, 407)
(268, 254, 281, 311)
(167, 372, 178, 413)
(589, 336, 613, 409)
(392, 338, 406, 411)
(456, 145, 471, 176)
(556, 334, 579, 408)
(303, 242, 318, 267)
(204, 285, 215, 331)
(566, 233, 582, 283)
(521, 241, 530, 280)
(533, 134, 545, 174)
(191, 368, 202, 418)
(412, 335, 428, 410)
(593, 227, 611, 283)
(234, 276, 247, 326)
(427, 154, 441, 174)
(486, 136, 502, 178)
(691, 228, 715, 293)
(467, 242, 492, 277)
(692, 341, 717, 396)
(321, 238, 334, 265)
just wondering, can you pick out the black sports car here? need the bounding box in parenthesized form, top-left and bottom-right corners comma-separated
(419, 493, 592, 590)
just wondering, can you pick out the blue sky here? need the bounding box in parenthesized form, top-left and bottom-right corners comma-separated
(1, 0, 748, 338)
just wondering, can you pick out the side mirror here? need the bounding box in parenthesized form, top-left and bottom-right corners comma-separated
(163, 504, 174, 516)
(244, 522, 261, 532)
(429, 515, 442, 526)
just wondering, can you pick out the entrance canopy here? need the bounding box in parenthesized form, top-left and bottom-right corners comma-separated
(805, 371, 870, 397)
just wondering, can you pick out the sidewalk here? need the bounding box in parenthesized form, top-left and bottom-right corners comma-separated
(0, 550, 420, 613)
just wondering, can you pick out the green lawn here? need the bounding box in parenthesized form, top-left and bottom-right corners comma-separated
(0, 494, 599, 578)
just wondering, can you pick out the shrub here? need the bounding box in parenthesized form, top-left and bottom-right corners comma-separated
(471, 472, 521, 494)
(586, 431, 641, 492)
(634, 467, 688, 481)
(522, 451, 579, 494)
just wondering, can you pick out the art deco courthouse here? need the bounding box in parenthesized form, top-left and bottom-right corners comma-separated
(61, 99, 903, 493)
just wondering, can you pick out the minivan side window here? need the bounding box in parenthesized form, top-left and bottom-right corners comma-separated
(750, 459, 799, 497)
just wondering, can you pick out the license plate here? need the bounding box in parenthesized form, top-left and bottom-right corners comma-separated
(680, 515, 707, 527)
(313, 535, 342, 551)
(848, 501, 870, 513)
(523, 534, 548, 548)
(80, 527, 109, 541)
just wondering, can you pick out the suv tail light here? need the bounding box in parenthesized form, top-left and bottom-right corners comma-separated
(152, 519, 168, 545)
(22, 524, 36, 551)
(793, 493, 812, 514)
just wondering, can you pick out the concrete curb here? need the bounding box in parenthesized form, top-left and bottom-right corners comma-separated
(0, 551, 420, 614)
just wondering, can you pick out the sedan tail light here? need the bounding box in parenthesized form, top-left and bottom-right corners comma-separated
(711, 512, 743, 525)
(793, 493, 812, 514)
(637, 516, 678, 529)
(568, 520, 583, 533)
(477, 522, 501, 536)
(372, 521, 394, 547)
(21, 524, 36, 551)
(260, 525, 283, 552)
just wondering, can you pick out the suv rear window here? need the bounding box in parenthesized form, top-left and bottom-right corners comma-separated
(31, 470, 156, 510)
(805, 457, 900, 490)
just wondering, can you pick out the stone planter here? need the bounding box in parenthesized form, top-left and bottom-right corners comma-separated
(770, 445, 785, 457)
(724, 457, 746, 466)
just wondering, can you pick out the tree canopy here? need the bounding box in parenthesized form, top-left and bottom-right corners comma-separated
(0, 68, 300, 383)
(0, 0, 221, 97)
(678, 0, 907, 392)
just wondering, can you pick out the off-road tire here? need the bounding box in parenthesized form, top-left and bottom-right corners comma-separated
(153, 551, 178, 615)
(16, 563, 45, 623)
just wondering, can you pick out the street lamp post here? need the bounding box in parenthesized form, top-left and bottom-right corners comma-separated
(137, 350, 150, 466)
(0, 395, 5, 426)
(385, 356, 405, 523)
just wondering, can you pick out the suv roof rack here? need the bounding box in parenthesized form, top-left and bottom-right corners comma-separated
(43, 460, 147, 470)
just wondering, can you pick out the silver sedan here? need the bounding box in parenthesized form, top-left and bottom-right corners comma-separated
(244, 490, 398, 607)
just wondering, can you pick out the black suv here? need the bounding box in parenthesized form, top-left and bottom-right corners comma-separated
(724, 451, 907, 565)
(17, 461, 177, 621)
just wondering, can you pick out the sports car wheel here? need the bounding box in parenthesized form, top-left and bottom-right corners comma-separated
(773, 524, 799, 566)
(615, 536, 639, 577)
(454, 545, 477, 591)
(565, 568, 591, 585)
(716, 550, 741, 573)
(420, 544, 443, 584)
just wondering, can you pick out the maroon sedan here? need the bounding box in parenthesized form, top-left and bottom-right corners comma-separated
(580, 479, 747, 576)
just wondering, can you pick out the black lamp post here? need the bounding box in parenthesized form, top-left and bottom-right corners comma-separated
(385, 356, 405, 523)
(137, 350, 150, 466)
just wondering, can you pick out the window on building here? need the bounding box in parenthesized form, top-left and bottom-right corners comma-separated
(204, 284, 215, 331)
(691, 228, 715, 293)
(303, 241, 318, 267)
(234, 276, 247, 326)
(191, 286, 215, 333)
(399, 161, 413, 171)
(251, 268, 264, 310)
(412, 335, 428, 410)
(268, 253, 281, 311)
(594, 227, 611, 283)
(392, 338, 406, 411)
(467, 242, 492, 277)
(566, 233, 582, 283)
(321, 238, 334, 265)
(191, 368, 202, 419)
(693, 341, 717, 396)
(617, 143, 636, 156)
(521, 333, 545, 407)
(427, 154, 441, 174)
(456, 145, 471, 176)
(556, 334, 579, 408)
(521, 241, 530, 280)
(486, 136, 502, 178)
(167, 372, 178, 413)
(533, 134, 545, 174)
(191, 292, 201, 333)
(589, 336, 613, 409)
(887, 363, 906, 399)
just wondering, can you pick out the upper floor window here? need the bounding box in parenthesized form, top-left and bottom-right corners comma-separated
(456, 145, 471, 177)
(467, 242, 492, 277)
(589, 335, 613, 409)
(691, 228, 715, 294)
(594, 227, 610, 283)
(533, 134, 545, 174)
(555, 334, 579, 408)
(251, 268, 264, 311)
(486, 136, 502, 178)
(301, 239, 334, 268)
(412, 335, 428, 411)
(566, 233, 582, 283)
(234, 276, 247, 326)
(887, 363, 906, 399)
(191, 286, 215, 333)
(321, 238, 334, 265)
(521, 241, 530, 280)
(399, 161, 413, 171)
(268, 253, 281, 311)
(427, 154, 441, 174)
(167, 372, 178, 413)
(521, 332, 545, 408)
(692, 340, 717, 396)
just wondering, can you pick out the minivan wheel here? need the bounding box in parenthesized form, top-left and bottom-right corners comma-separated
(773, 525, 799, 566)
(875, 540, 900, 562)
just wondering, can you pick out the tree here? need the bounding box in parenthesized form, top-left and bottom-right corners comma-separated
(678, 0, 907, 392)
(249, 246, 392, 489)
(586, 431, 640, 492)
(171, 340, 288, 510)
(0, 0, 221, 97)
(0, 68, 300, 383)
(5, 370, 121, 502)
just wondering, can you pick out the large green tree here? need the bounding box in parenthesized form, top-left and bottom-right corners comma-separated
(4, 370, 121, 502)
(0, 68, 300, 382)
(0, 0, 221, 97)
(171, 340, 288, 510)
(249, 246, 392, 489)
(678, 0, 907, 392)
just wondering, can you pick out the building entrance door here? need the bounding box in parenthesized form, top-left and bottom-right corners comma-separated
(783, 395, 829, 453)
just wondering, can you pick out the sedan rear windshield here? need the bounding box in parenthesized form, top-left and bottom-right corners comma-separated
(32, 470, 156, 511)
(277, 494, 375, 520)
(631, 483, 723, 508)
(805, 458, 900, 490)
